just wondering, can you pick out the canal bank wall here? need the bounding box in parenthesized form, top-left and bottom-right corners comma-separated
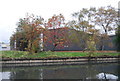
(1, 56, 120, 67)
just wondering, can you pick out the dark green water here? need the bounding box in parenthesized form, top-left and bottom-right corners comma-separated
(1, 62, 120, 80)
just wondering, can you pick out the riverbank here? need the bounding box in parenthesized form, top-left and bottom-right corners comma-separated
(1, 56, 120, 67)
(1, 51, 120, 67)
(1, 50, 119, 59)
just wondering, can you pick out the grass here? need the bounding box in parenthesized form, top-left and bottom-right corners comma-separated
(0, 50, 119, 59)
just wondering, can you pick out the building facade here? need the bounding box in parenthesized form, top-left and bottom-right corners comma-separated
(0, 43, 10, 51)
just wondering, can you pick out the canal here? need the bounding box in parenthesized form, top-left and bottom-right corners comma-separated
(1, 61, 120, 81)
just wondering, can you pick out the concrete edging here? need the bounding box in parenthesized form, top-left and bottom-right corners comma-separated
(1, 56, 120, 67)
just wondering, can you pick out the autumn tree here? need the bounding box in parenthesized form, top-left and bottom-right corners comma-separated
(10, 32, 28, 51)
(10, 30, 28, 51)
(44, 14, 70, 51)
(70, 6, 117, 51)
(94, 6, 117, 50)
(70, 7, 99, 51)
(11, 14, 45, 53)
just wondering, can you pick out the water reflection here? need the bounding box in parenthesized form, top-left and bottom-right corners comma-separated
(96, 73, 118, 80)
(2, 72, 10, 79)
(1, 62, 119, 80)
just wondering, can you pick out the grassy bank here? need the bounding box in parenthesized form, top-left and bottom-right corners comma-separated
(0, 51, 119, 59)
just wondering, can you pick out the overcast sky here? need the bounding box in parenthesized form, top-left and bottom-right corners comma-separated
(0, 0, 119, 43)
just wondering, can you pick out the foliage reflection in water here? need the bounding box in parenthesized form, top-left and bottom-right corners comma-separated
(1, 62, 120, 81)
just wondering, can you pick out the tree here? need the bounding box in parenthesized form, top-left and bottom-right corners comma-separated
(44, 14, 70, 51)
(71, 6, 117, 51)
(94, 6, 117, 50)
(115, 25, 120, 52)
(10, 32, 28, 51)
(71, 7, 99, 51)
(10, 34, 16, 50)
(11, 14, 45, 53)
(115, 8, 120, 52)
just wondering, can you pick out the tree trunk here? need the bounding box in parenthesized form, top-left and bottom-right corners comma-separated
(100, 45, 104, 51)
(52, 45, 56, 51)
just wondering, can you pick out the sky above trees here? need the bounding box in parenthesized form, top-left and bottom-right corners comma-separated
(0, 0, 119, 43)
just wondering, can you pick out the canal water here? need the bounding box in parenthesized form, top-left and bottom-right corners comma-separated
(1, 62, 120, 81)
